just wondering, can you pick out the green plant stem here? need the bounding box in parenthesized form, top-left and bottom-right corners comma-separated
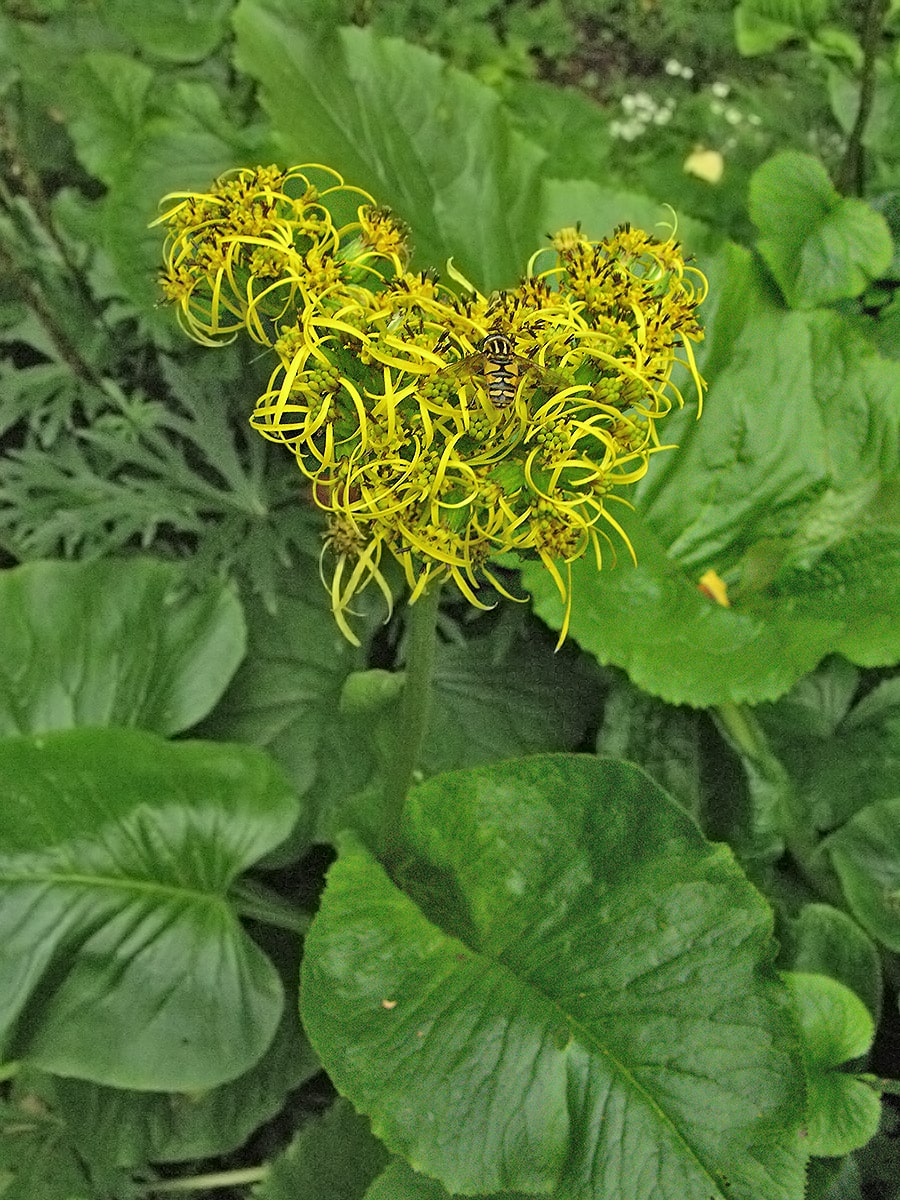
(714, 702, 841, 901)
(229, 877, 310, 934)
(837, 0, 890, 195)
(381, 585, 442, 853)
(141, 1167, 268, 1194)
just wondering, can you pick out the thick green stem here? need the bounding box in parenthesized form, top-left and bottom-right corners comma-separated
(140, 1166, 268, 1194)
(229, 877, 310, 935)
(837, 0, 890, 195)
(714, 702, 841, 902)
(381, 585, 442, 853)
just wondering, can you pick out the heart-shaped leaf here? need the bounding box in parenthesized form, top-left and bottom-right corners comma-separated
(302, 756, 807, 1200)
(0, 558, 245, 737)
(785, 972, 881, 1158)
(49, 934, 319, 1166)
(0, 727, 299, 1091)
(750, 152, 892, 308)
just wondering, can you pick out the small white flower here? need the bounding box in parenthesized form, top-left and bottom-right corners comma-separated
(665, 58, 682, 75)
(711, 81, 730, 98)
(611, 119, 644, 141)
(680, 65, 694, 80)
(725, 107, 742, 125)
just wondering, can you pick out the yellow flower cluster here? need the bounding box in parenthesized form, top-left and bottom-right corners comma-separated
(156, 164, 707, 644)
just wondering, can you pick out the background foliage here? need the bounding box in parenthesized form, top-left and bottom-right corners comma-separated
(1, 0, 900, 1198)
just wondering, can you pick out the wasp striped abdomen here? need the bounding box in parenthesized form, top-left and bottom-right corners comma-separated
(480, 330, 518, 409)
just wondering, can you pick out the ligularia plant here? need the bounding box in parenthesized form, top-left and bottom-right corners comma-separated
(156, 164, 707, 643)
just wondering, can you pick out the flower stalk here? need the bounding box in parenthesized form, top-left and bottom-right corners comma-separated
(381, 583, 442, 850)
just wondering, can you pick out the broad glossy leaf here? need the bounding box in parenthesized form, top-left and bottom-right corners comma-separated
(501, 80, 613, 183)
(526, 304, 900, 706)
(422, 631, 603, 774)
(643, 307, 900, 575)
(595, 673, 705, 817)
(0, 728, 299, 1090)
(785, 972, 880, 1158)
(101, 0, 232, 62)
(524, 505, 829, 706)
(254, 1098, 389, 1200)
(759, 669, 900, 831)
(50, 932, 318, 1165)
(750, 152, 892, 308)
(302, 756, 807, 1200)
(758, 656, 860, 740)
(199, 559, 380, 846)
(232, 0, 547, 290)
(822, 797, 900, 952)
(0, 558, 245, 737)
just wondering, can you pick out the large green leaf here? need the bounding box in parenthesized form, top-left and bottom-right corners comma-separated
(0, 558, 245, 737)
(0, 728, 299, 1091)
(101, 0, 233, 62)
(595, 674, 705, 818)
(643, 306, 900, 580)
(64, 52, 155, 183)
(750, 152, 892, 309)
(49, 931, 318, 1165)
(302, 756, 807, 1200)
(760, 669, 900, 831)
(524, 505, 830, 707)
(822, 796, 900, 953)
(232, 0, 547, 290)
(525, 303, 900, 706)
(423, 629, 603, 774)
(198, 559, 381, 846)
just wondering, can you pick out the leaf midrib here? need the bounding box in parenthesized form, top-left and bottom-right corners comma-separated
(0, 868, 232, 909)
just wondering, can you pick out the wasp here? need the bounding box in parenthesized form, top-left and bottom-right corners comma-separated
(432, 326, 555, 410)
